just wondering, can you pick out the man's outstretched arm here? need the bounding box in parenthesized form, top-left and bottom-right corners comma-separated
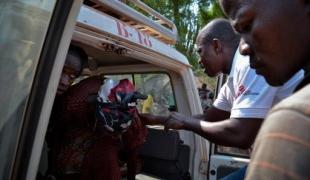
(193, 106, 231, 122)
(165, 112, 262, 149)
(139, 105, 230, 125)
(139, 113, 167, 125)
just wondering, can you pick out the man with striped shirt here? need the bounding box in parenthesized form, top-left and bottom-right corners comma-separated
(219, 0, 310, 179)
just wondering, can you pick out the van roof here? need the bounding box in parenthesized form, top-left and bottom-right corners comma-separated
(84, 0, 178, 45)
(74, 5, 190, 67)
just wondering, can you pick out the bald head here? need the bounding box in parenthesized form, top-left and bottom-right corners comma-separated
(197, 18, 240, 49)
(196, 18, 241, 76)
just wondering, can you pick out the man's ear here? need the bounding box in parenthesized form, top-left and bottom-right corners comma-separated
(212, 38, 222, 55)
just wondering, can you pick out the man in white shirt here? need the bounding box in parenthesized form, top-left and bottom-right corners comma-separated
(164, 18, 303, 149)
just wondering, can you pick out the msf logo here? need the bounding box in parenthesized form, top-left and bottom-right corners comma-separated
(236, 85, 246, 98)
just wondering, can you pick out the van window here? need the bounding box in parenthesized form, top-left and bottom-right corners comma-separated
(104, 73, 176, 116)
(134, 73, 175, 116)
(105, 74, 133, 82)
(0, 0, 56, 179)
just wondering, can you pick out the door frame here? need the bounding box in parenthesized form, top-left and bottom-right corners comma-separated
(10, 1, 83, 180)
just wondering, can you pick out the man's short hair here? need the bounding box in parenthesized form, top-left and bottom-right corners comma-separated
(200, 18, 240, 47)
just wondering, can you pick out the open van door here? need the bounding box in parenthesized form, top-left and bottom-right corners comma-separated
(69, 1, 209, 179)
(208, 75, 249, 180)
(0, 0, 83, 179)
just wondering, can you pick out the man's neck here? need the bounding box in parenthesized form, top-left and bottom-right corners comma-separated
(224, 48, 236, 75)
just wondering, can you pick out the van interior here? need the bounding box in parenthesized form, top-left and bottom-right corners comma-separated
(37, 1, 194, 177)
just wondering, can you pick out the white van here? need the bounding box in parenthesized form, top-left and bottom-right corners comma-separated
(0, 0, 248, 180)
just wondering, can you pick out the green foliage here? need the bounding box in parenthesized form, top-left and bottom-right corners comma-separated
(140, 0, 225, 88)
(198, 0, 225, 25)
(141, 0, 224, 65)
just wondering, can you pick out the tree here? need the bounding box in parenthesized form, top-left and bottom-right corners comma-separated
(139, 0, 225, 89)
(140, 0, 224, 67)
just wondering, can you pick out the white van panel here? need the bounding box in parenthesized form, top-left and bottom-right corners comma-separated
(76, 5, 189, 66)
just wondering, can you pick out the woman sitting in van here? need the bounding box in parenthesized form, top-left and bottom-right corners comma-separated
(50, 75, 167, 180)
(45, 44, 88, 179)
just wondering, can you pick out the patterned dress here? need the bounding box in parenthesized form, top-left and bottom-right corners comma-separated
(50, 77, 148, 180)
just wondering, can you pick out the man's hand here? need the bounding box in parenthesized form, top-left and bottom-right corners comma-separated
(164, 112, 189, 131)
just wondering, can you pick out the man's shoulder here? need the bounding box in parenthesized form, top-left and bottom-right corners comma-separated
(231, 52, 258, 83)
(233, 55, 269, 90)
(279, 70, 304, 90)
(270, 84, 310, 116)
(233, 50, 250, 71)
